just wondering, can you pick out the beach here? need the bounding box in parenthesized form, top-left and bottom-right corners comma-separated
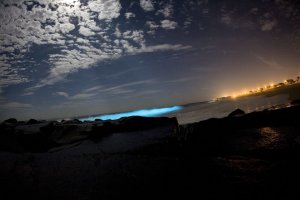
(1, 101, 300, 199)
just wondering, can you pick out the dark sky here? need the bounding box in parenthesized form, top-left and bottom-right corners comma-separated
(1, 0, 300, 120)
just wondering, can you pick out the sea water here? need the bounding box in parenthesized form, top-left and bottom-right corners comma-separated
(167, 94, 291, 124)
(79, 94, 290, 125)
(79, 106, 183, 121)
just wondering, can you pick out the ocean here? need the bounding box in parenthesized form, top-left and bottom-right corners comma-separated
(167, 94, 291, 124)
(79, 94, 291, 125)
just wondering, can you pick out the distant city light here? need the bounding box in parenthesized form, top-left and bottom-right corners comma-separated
(217, 76, 299, 101)
(79, 106, 183, 121)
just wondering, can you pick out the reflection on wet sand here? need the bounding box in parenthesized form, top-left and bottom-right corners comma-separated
(258, 127, 282, 149)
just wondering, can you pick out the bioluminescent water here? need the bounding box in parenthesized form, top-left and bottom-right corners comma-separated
(79, 106, 183, 121)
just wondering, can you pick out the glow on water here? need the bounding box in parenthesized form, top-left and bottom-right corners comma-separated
(79, 106, 183, 121)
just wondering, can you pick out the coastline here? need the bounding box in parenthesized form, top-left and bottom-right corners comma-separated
(1, 102, 300, 199)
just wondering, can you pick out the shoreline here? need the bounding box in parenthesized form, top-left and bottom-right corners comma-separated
(1, 102, 300, 199)
(1, 100, 300, 153)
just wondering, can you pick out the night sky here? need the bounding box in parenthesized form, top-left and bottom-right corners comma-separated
(1, 0, 300, 120)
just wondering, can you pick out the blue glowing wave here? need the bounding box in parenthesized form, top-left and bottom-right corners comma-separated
(79, 106, 183, 121)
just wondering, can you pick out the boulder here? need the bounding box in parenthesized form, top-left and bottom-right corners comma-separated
(4, 118, 18, 124)
(291, 99, 300, 105)
(26, 119, 39, 125)
(115, 116, 178, 132)
(39, 121, 58, 134)
(228, 108, 245, 117)
(90, 116, 178, 141)
(61, 119, 82, 124)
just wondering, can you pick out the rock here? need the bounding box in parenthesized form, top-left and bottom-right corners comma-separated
(4, 118, 18, 124)
(26, 119, 39, 125)
(39, 121, 58, 134)
(115, 116, 178, 132)
(17, 121, 26, 125)
(228, 108, 245, 117)
(0, 133, 24, 152)
(89, 117, 178, 141)
(49, 124, 92, 145)
(291, 99, 300, 105)
(179, 105, 300, 142)
(61, 119, 82, 124)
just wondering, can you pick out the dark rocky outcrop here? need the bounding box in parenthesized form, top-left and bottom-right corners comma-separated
(61, 119, 83, 124)
(26, 118, 39, 125)
(111, 116, 178, 132)
(291, 99, 300, 105)
(175, 105, 300, 157)
(0, 116, 178, 153)
(4, 118, 18, 124)
(228, 108, 245, 117)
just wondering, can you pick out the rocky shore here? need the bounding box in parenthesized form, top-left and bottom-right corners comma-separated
(1, 103, 300, 199)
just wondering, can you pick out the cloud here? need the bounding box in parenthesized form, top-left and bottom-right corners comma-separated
(127, 44, 192, 54)
(157, 4, 173, 18)
(260, 19, 277, 31)
(221, 15, 232, 25)
(146, 21, 159, 34)
(70, 93, 98, 100)
(0, 0, 190, 92)
(55, 91, 69, 98)
(125, 12, 136, 19)
(183, 18, 192, 29)
(28, 42, 190, 89)
(76, 38, 90, 44)
(84, 86, 103, 93)
(105, 67, 142, 78)
(0, 61, 29, 88)
(54, 80, 155, 102)
(256, 56, 284, 70)
(59, 23, 75, 34)
(88, 0, 121, 21)
(104, 80, 155, 90)
(220, 7, 255, 30)
(0, 102, 32, 109)
(114, 26, 122, 37)
(55, 90, 97, 101)
(146, 21, 160, 29)
(161, 20, 177, 30)
(164, 77, 195, 84)
(140, 0, 155, 12)
(0, 0, 81, 89)
(123, 30, 145, 45)
(79, 26, 96, 36)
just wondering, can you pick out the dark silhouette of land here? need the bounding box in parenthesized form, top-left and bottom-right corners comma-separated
(216, 81, 300, 101)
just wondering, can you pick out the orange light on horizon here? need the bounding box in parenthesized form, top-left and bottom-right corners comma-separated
(216, 77, 298, 101)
